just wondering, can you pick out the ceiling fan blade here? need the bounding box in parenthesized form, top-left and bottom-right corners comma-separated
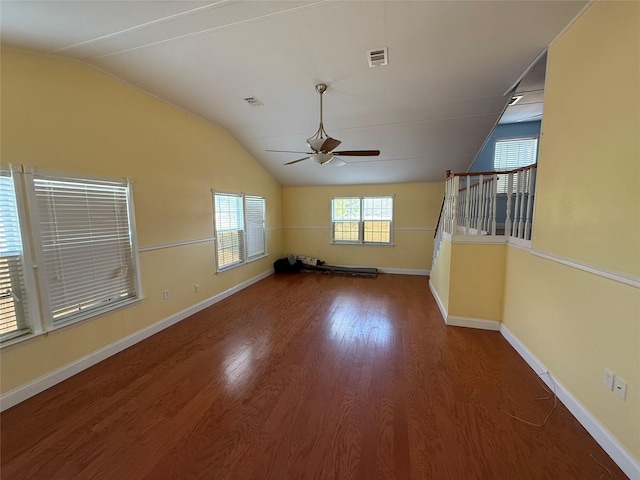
(267, 149, 313, 154)
(284, 157, 310, 165)
(332, 150, 380, 156)
(321, 137, 341, 152)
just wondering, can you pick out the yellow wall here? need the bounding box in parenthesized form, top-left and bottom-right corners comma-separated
(503, 1, 640, 460)
(532, 1, 640, 277)
(504, 246, 640, 456)
(0, 49, 284, 393)
(448, 243, 505, 321)
(282, 183, 444, 270)
(430, 237, 452, 312)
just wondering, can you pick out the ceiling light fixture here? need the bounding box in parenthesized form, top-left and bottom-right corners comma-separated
(508, 95, 523, 106)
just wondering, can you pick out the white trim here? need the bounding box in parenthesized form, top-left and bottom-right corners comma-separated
(506, 236, 532, 249)
(267, 227, 283, 232)
(500, 324, 640, 480)
(283, 226, 330, 230)
(530, 249, 640, 289)
(446, 315, 500, 331)
(377, 268, 430, 276)
(0, 269, 274, 411)
(138, 236, 215, 252)
(451, 235, 506, 245)
(428, 279, 448, 321)
(428, 280, 500, 330)
(393, 227, 436, 232)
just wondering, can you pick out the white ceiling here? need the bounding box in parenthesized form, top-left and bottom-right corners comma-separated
(1, 0, 587, 186)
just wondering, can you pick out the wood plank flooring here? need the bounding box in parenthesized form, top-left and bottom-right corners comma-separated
(0, 274, 627, 479)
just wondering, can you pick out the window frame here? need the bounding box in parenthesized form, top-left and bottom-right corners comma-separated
(212, 191, 267, 273)
(0, 165, 143, 345)
(0, 165, 42, 344)
(331, 196, 394, 246)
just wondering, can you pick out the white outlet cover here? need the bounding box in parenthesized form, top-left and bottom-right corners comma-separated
(603, 369, 615, 390)
(613, 376, 627, 400)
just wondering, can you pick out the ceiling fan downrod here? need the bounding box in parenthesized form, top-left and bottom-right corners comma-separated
(307, 83, 337, 152)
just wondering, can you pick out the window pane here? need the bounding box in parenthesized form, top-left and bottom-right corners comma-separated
(214, 193, 244, 270)
(0, 172, 30, 340)
(494, 138, 538, 193)
(332, 198, 360, 221)
(364, 220, 391, 243)
(333, 221, 360, 242)
(245, 196, 265, 260)
(33, 176, 137, 325)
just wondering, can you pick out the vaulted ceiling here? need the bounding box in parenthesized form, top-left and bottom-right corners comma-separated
(1, 1, 587, 186)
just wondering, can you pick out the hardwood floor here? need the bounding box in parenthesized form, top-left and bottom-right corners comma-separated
(0, 274, 627, 479)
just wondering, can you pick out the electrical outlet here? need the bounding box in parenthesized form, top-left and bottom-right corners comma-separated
(402, 252, 408, 258)
(195, 284, 200, 293)
(603, 369, 615, 391)
(163, 290, 170, 300)
(613, 376, 627, 400)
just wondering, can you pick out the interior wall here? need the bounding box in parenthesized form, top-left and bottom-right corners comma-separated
(448, 243, 505, 321)
(282, 182, 444, 271)
(502, 0, 640, 460)
(468, 121, 542, 172)
(0, 49, 284, 394)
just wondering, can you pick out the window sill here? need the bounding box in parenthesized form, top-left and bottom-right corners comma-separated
(331, 242, 395, 247)
(47, 296, 145, 334)
(0, 330, 47, 350)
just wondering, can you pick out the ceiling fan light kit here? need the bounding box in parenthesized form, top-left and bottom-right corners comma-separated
(267, 83, 380, 167)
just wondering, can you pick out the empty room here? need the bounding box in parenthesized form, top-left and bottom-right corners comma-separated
(1, 1, 638, 479)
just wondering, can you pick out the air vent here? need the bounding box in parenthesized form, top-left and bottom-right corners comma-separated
(243, 96, 263, 106)
(367, 47, 388, 68)
(508, 95, 523, 106)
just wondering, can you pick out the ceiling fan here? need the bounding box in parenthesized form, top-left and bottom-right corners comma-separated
(267, 83, 380, 167)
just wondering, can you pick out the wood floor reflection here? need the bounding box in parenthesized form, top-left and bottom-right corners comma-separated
(0, 274, 627, 479)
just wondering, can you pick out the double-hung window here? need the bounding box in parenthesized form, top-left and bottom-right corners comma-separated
(494, 137, 538, 193)
(0, 166, 141, 344)
(213, 192, 266, 271)
(0, 169, 32, 341)
(331, 196, 393, 245)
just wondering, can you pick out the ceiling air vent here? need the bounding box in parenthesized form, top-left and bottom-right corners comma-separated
(367, 47, 388, 68)
(243, 96, 263, 106)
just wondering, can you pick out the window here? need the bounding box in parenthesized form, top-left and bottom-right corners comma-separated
(32, 175, 139, 327)
(494, 137, 538, 193)
(331, 196, 393, 244)
(213, 192, 266, 271)
(0, 166, 141, 343)
(0, 170, 31, 341)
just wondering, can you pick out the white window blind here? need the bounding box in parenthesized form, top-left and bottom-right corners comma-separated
(214, 193, 244, 270)
(494, 137, 538, 193)
(0, 171, 30, 341)
(33, 176, 137, 326)
(332, 196, 393, 244)
(245, 195, 265, 260)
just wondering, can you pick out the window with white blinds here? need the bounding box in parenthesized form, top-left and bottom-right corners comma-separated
(33, 175, 138, 326)
(245, 195, 266, 260)
(494, 137, 538, 193)
(0, 171, 30, 341)
(213, 192, 266, 271)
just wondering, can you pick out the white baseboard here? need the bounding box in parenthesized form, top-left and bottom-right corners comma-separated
(500, 324, 640, 480)
(0, 269, 274, 412)
(378, 268, 430, 276)
(428, 279, 448, 321)
(427, 280, 500, 331)
(446, 315, 501, 331)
